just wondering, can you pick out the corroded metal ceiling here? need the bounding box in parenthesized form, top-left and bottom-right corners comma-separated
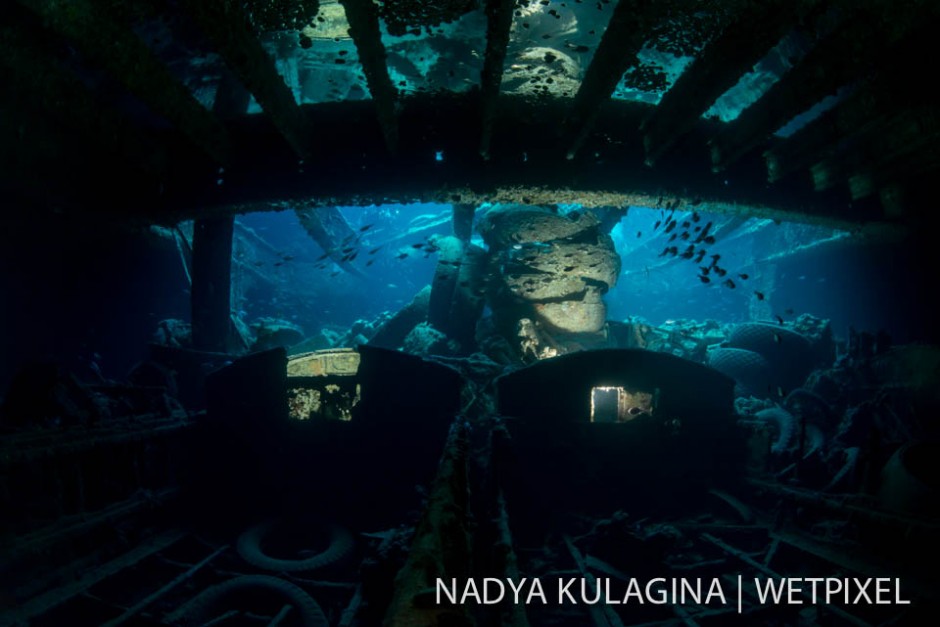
(1, 0, 937, 230)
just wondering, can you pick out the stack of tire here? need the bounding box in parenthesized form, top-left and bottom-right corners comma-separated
(708, 322, 815, 399)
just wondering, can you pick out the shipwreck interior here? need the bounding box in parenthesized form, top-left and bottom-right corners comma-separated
(2, 0, 940, 626)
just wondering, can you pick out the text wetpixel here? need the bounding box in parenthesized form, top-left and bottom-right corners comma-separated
(752, 578, 910, 606)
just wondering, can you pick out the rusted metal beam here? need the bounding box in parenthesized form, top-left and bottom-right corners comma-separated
(848, 143, 940, 202)
(15, 0, 231, 165)
(0, 17, 164, 178)
(810, 106, 940, 193)
(102, 543, 229, 626)
(339, 0, 399, 153)
(479, 0, 516, 160)
(383, 423, 472, 626)
(642, 0, 814, 166)
(709, 7, 922, 172)
(191, 216, 235, 353)
(766, 83, 898, 184)
(565, 0, 656, 160)
(2, 530, 186, 625)
(180, 0, 312, 160)
(764, 25, 931, 184)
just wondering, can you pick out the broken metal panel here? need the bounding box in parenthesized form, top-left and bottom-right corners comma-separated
(295, 205, 367, 277)
(15, 0, 232, 166)
(180, 0, 313, 160)
(564, 0, 656, 159)
(339, 0, 399, 153)
(642, 0, 811, 166)
(709, 7, 925, 172)
(287, 348, 361, 378)
(479, 0, 515, 160)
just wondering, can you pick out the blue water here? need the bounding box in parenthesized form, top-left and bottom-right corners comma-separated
(227, 203, 927, 348)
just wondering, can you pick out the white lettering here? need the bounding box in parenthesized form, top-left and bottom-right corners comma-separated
(437, 578, 457, 605)
(460, 579, 480, 605)
(705, 578, 727, 605)
(622, 579, 644, 604)
(853, 578, 872, 604)
(506, 578, 527, 605)
(825, 578, 843, 604)
(558, 578, 576, 604)
(787, 580, 803, 605)
(528, 578, 547, 604)
(754, 578, 786, 604)
(581, 579, 601, 605)
(482, 578, 505, 604)
(646, 578, 667, 604)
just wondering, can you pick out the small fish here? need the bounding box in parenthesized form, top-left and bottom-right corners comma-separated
(699, 266, 711, 275)
(754, 291, 765, 300)
(366, 259, 375, 266)
(775, 315, 785, 326)
(704, 236, 716, 245)
(342, 246, 355, 253)
(396, 253, 408, 260)
(681, 221, 691, 228)
(710, 254, 721, 263)
(282, 254, 294, 261)
(637, 231, 642, 238)
(369, 247, 381, 255)
(738, 273, 749, 280)
(773, 332, 781, 343)
(714, 267, 727, 277)
(694, 250, 706, 263)
(564, 266, 576, 272)
(784, 308, 794, 315)
(680, 231, 690, 240)
(664, 220, 677, 233)
(360, 224, 374, 231)
(411, 242, 425, 249)
(654, 220, 661, 230)
(723, 279, 736, 289)
(698, 275, 711, 283)
(317, 252, 330, 261)
(274, 261, 285, 267)
(668, 233, 678, 242)
(680, 248, 695, 259)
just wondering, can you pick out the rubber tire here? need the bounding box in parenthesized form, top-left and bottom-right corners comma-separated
(708, 348, 772, 398)
(726, 323, 814, 390)
(171, 575, 328, 627)
(237, 519, 353, 573)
